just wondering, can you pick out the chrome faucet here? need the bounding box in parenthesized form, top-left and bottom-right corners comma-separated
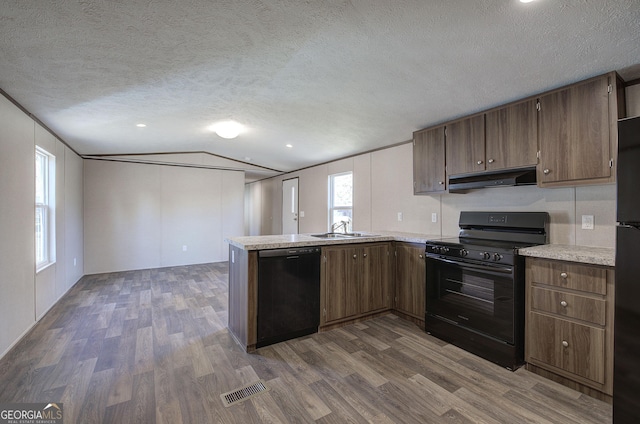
(331, 220, 348, 234)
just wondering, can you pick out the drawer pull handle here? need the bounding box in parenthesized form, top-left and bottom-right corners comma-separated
(560, 272, 568, 279)
(419, 254, 423, 259)
(562, 340, 569, 348)
(560, 300, 568, 307)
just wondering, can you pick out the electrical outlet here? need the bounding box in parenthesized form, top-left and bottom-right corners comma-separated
(432, 212, 437, 223)
(182, 245, 188, 251)
(73, 257, 77, 266)
(582, 215, 594, 230)
(397, 212, 403, 222)
(300, 211, 305, 218)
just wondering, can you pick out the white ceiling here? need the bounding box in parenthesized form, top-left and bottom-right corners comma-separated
(1, 0, 640, 179)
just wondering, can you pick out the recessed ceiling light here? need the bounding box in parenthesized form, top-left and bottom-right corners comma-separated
(286, 144, 293, 148)
(136, 123, 146, 127)
(209, 120, 243, 139)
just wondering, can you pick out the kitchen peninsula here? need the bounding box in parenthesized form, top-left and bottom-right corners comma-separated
(225, 232, 437, 352)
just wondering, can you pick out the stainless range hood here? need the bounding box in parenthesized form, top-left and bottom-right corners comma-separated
(448, 167, 537, 193)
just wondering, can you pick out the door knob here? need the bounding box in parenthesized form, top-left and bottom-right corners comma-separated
(560, 272, 568, 279)
(488, 158, 495, 164)
(543, 168, 551, 175)
(562, 340, 569, 348)
(477, 160, 483, 165)
(560, 300, 568, 307)
(363, 253, 367, 258)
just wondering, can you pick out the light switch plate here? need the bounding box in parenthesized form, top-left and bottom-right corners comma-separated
(397, 212, 403, 222)
(582, 215, 594, 230)
(432, 212, 437, 223)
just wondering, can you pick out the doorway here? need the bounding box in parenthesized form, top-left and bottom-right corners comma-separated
(282, 178, 299, 234)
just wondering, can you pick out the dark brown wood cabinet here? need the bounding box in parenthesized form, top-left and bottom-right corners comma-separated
(413, 126, 446, 194)
(322, 245, 359, 323)
(394, 242, 426, 326)
(485, 99, 538, 170)
(445, 114, 485, 176)
(537, 72, 624, 187)
(321, 243, 392, 327)
(525, 257, 614, 399)
(361, 243, 392, 313)
(411, 72, 624, 192)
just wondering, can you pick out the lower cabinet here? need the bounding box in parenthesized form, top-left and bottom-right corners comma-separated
(394, 242, 426, 324)
(525, 257, 614, 398)
(321, 243, 392, 327)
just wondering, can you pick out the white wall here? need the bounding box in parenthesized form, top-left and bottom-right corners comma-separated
(0, 94, 84, 357)
(249, 142, 617, 248)
(84, 160, 244, 274)
(249, 85, 640, 246)
(627, 83, 640, 117)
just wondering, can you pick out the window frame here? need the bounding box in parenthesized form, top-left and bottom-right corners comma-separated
(328, 171, 353, 232)
(35, 146, 55, 272)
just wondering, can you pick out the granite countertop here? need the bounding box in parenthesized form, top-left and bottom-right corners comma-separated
(225, 231, 442, 250)
(518, 244, 615, 267)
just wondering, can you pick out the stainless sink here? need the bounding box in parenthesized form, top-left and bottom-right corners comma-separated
(311, 232, 375, 239)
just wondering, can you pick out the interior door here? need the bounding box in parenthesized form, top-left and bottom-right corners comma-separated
(282, 178, 299, 234)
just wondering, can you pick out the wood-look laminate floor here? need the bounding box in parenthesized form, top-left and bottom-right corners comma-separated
(0, 262, 612, 423)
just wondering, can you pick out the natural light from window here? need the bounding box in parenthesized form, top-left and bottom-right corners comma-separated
(35, 146, 55, 272)
(329, 172, 353, 232)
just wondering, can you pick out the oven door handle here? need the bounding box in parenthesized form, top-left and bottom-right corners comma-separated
(429, 256, 513, 274)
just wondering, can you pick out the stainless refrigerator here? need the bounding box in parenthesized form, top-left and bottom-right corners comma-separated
(614, 115, 640, 423)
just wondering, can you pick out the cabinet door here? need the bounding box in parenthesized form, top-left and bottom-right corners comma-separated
(528, 312, 605, 384)
(361, 244, 391, 313)
(413, 126, 446, 193)
(395, 243, 426, 319)
(538, 76, 612, 185)
(485, 99, 538, 170)
(446, 115, 485, 176)
(323, 246, 359, 323)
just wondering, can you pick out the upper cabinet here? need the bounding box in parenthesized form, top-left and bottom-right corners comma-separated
(537, 72, 624, 187)
(411, 71, 625, 193)
(485, 99, 538, 170)
(413, 126, 446, 194)
(445, 114, 485, 176)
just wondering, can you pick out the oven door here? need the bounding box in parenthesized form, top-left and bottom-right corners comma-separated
(426, 255, 516, 343)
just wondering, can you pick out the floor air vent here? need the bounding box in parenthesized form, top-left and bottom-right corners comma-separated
(220, 380, 269, 407)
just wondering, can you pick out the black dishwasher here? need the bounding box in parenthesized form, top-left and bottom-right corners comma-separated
(257, 247, 321, 348)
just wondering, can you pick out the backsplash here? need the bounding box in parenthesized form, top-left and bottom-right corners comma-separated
(247, 142, 616, 249)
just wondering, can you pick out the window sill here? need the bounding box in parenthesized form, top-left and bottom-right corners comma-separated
(36, 261, 56, 274)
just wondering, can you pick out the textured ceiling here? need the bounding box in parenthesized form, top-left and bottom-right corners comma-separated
(1, 0, 640, 176)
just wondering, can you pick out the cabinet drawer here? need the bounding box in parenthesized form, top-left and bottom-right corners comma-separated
(528, 312, 605, 384)
(531, 286, 606, 325)
(529, 259, 607, 295)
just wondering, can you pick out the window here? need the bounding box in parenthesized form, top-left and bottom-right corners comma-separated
(36, 146, 55, 271)
(328, 172, 353, 232)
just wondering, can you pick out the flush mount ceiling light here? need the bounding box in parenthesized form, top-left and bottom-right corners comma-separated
(519, 0, 536, 3)
(136, 123, 146, 127)
(209, 120, 243, 139)
(286, 144, 293, 148)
